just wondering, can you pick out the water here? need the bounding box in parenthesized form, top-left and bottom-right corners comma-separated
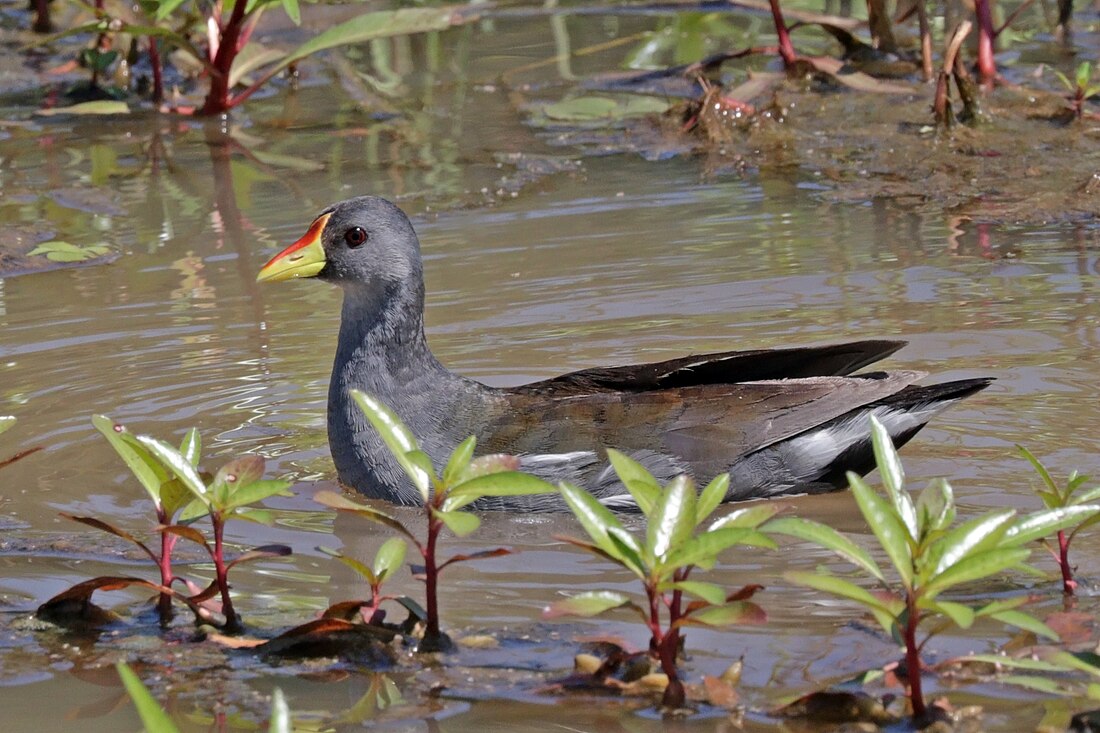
(2, 5, 1100, 731)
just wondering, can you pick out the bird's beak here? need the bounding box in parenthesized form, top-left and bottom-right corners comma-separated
(256, 213, 331, 283)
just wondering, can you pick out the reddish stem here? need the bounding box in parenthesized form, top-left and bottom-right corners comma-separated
(660, 585, 686, 709)
(149, 38, 164, 107)
(1058, 530, 1077, 594)
(904, 593, 926, 720)
(974, 0, 997, 89)
(423, 512, 442, 644)
(156, 509, 177, 623)
(768, 0, 798, 68)
(212, 513, 241, 632)
(197, 0, 250, 115)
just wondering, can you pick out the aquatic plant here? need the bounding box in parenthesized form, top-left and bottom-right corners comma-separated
(0, 416, 43, 471)
(315, 390, 556, 652)
(1054, 62, 1100, 120)
(768, 417, 1096, 723)
(318, 538, 417, 626)
(1018, 445, 1100, 594)
(55, 418, 292, 631)
(544, 454, 777, 710)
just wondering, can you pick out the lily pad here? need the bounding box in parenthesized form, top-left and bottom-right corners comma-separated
(27, 241, 110, 263)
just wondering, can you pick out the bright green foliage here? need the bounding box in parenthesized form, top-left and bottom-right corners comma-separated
(1054, 62, 1100, 119)
(769, 416, 1097, 719)
(1019, 445, 1100, 594)
(27, 240, 110, 262)
(546, 452, 775, 708)
(316, 390, 556, 651)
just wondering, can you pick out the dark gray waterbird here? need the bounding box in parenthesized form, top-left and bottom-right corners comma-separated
(257, 196, 991, 510)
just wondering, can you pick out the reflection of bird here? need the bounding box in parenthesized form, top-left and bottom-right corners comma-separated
(258, 196, 991, 510)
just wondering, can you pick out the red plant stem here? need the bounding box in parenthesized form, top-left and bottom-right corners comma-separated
(157, 511, 176, 622)
(1059, 530, 1076, 594)
(974, 0, 997, 89)
(904, 592, 926, 720)
(212, 513, 241, 632)
(660, 586, 686, 708)
(424, 515, 441, 642)
(198, 0, 250, 115)
(768, 0, 798, 68)
(149, 38, 164, 107)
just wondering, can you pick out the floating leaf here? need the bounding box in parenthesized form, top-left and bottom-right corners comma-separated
(36, 101, 130, 116)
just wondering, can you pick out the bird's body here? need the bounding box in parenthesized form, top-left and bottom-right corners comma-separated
(258, 196, 991, 510)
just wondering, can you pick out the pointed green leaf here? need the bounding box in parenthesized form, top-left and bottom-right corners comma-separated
(0, 416, 14, 436)
(927, 509, 1016, 576)
(677, 600, 766, 627)
(135, 435, 209, 504)
(455, 453, 520, 485)
(915, 478, 955, 534)
(709, 503, 780, 531)
(268, 688, 291, 733)
(606, 449, 661, 516)
(93, 415, 170, 507)
(1002, 505, 1100, 548)
(350, 390, 431, 501)
(695, 473, 730, 525)
(280, 0, 300, 25)
(373, 537, 407, 583)
(606, 526, 647, 578)
(989, 609, 1059, 640)
(558, 481, 628, 560)
(662, 580, 726, 605)
(869, 416, 917, 539)
(924, 547, 1030, 598)
(785, 570, 903, 619)
(1018, 445, 1059, 495)
(116, 662, 181, 733)
(441, 436, 476, 486)
(646, 475, 696, 562)
(179, 428, 201, 468)
(178, 497, 210, 523)
(923, 599, 975, 628)
(664, 527, 774, 573)
(1071, 486, 1100, 505)
(543, 590, 635, 618)
(433, 509, 481, 537)
(848, 473, 913, 586)
(319, 546, 378, 585)
(224, 479, 294, 513)
(443, 471, 556, 511)
(765, 516, 884, 582)
(314, 489, 416, 542)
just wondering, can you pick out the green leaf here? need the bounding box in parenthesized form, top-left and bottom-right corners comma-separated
(373, 537, 407, 583)
(662, 580, 726, 605)
(605, 526, 647, 578)
(350, 391, 431, 501)
(93, 415, 169, 508)
(709, 503, 781, 531)
(179, 428, 200, 468)
(915, 478, 955, 534)
(558, 481, 628, 561)
(0, 416, 13, 436)
(646, 475, 696, 562)
(268, 688, 291, 733)
(443, 471, 556, 511)
(664, 526, 774, 572)
(1018, 445, 1059, 495)
(848, 473, 913, 586)
(154, 0, 189, 21)
(924, 547, 1030, 598)
(314, 489, 415, 542)
(785, 570, 902, 619)
(319, 546, 377, 585)
(927, 509, 1016, 576)
(36, 101, 130, 116)
(116, 662, 181, 733)
(924, 599, 975, 628)
(1002, 505, 1100, 548)
(678, 601, 766, 627)
(543, 590, 636, 619)
(280, 0, 300, 25)
(606, 449, 661, 516)
(223, 479, 294, 513)
(228, 45, 290, 90)
(765, 516, 884, 582)
(869, 417, 917, 539)
(135, 435, 210, 505)
(210, 455, 266, 507)
(432, 509, 480, 537)
(441, 436, 476, 487)
(178, 497, 209, 523)
(989, 609, 1059, 640)
(695, 473, 730, 525)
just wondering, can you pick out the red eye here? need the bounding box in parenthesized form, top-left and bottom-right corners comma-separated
(344, 227, 368, 247)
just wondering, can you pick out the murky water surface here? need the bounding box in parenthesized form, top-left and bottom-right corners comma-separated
(2, 3, 1100, 731)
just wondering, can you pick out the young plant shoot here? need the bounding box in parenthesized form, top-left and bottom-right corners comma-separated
(315, 390, 556, 652)
(768, 417, 1097, 723)
(545, 452, 777, 710)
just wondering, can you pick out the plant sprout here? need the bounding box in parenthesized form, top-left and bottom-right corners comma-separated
(768, 417, 1096, 723)
(315, 390, 556, 652)
(545, 452, 777, 710)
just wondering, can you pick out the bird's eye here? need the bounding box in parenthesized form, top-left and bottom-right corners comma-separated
(344, 227, 368, 247)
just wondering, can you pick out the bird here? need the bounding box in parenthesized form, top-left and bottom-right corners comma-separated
(257, 196, 991, 510)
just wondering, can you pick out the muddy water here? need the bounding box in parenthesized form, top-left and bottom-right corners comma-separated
(2, 8, 1100, 733)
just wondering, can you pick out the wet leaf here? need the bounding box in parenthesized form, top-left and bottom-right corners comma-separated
(136, 436, 209, 504)
(160, 524, 212, 554)
(441, 435, 476, 486)
(926, 599, 975, 628)
(678, 600, 766, 627)
(116, 662, 181, 733)
(664, 526, 774, 572)
(226, 544, 292, 571)
(315, 489, 415, 542)
(373, 537, 407, 582)
(350, 391, 430, 501)
(766, 516, 884, 581)
(927, 509, 1016, 576)
(848, 473, 913, 586)
(1018, 445, 1059, 495)
(37, 577, 167, 626)
(785, 570, 900, 635)
(93, 415, 170, 508)
(605, 526, 647, 578)
(444, 471, 555, 511)
(916, 478, 955, 533)
(868, 417, 915, 536)
(223, 479, 294, 513)
(774, 689, 895, 723)
(606, 448, 661, 516)
(320, 546, 378, 584)
(544, 590, 636, 619)
(558, 481, 629, 561)
(36, 101, 130, 116)
(708, 503, 779, 531)
(432, 508, 480, 537)
(924, 547, 1030, 598)
(257, 618, 396, 661)
(60, 513, 156, 563)
(1002, 505, 1100, 547)
(646, 475, 696, 562)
